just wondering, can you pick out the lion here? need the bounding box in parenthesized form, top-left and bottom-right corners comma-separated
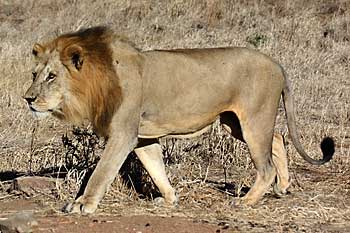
(23, 26, 334, 214)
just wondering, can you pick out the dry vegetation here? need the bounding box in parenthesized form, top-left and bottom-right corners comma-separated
(0, 0, 349, 232)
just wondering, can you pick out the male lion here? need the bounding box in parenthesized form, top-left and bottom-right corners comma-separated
(24, 27, 334, 214)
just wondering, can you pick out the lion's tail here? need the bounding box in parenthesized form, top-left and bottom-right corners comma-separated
(281, 71, 334, 165)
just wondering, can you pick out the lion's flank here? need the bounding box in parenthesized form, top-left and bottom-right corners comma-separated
(56, 26, 122, 137)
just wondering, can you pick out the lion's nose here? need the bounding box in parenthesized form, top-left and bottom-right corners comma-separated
(24, 96, 37, 105)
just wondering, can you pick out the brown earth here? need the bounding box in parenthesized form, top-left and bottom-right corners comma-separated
(0, 199, 227, 233)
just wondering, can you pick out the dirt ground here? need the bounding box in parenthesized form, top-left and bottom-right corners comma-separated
(1, 174, 349, 233)
(0, 0, 349, 232)
(1, 167, 349, 233)
(0, 199, 223, 233)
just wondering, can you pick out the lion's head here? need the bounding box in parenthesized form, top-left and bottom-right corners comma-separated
(24, 27, 122, 136)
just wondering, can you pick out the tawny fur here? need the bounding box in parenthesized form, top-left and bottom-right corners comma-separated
(24, 26, 334, 214)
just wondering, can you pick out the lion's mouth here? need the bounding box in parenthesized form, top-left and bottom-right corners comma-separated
(29, 105, 38, 112)
(28, 104, 53, 112)
(28, 105, 52, 119)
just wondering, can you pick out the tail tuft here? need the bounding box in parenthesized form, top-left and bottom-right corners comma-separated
(320, 137, 335, 163)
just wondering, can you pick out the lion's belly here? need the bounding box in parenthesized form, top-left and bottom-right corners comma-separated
(138, 92, 232, 138)
(138, 112, 219, 138)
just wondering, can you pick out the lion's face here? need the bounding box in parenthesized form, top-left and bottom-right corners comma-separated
(24, 42, 85, 120)
(24, 49, 68, 119)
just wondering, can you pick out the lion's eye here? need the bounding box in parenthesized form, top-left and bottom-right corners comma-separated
(46, 73, 56, 81)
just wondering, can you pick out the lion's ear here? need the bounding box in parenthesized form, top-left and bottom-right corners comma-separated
(64, 44, 84, 71)
(32, 43, 44, 57)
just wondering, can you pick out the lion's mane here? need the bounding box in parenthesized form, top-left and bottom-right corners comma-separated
(48, 27, 122, 136)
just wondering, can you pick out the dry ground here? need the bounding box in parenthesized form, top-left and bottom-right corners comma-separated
(0, 0, 349, 232)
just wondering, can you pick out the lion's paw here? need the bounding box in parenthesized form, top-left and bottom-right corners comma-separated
(153, 197, 166, 205)
(273, 183, 290, 197)
(63, 197, 98, 215)
(153, 195, 178, 207)
(233, 196, 259, 207)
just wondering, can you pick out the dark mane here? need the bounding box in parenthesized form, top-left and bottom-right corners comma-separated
(51, 26, 123, 137)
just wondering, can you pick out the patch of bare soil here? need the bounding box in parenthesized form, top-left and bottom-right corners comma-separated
(0, 199, 225, 233)
(37, 215, 221, 233)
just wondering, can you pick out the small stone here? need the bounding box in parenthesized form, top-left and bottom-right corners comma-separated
(0, 212, 37, 233)
(10, 176, 63, 197)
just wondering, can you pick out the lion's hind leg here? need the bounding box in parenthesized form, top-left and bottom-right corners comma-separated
(220, 112, 290, 199)
(135, 140, 178, 206)
(271, 133, 290, 196)
(238, 115, 277, 205)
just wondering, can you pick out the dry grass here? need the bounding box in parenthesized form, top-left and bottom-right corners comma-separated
(0, 0, 349, 231)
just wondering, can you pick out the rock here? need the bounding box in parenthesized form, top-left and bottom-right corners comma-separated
(10, 176, 62, 197)
(0, 212, 38, 233)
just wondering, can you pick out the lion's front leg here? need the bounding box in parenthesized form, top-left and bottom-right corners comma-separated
(64, 133, 138, 214)
(64, 88, 142, 214)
